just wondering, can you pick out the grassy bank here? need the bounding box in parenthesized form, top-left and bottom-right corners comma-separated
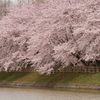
(0, 72, 100, 85)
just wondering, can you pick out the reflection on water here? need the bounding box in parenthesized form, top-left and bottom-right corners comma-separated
(0, 87, 100, 100)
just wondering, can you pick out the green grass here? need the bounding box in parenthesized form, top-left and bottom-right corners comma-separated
(0, 72, 100, 85)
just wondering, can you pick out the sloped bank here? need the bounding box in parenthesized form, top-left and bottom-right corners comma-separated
(0, 81, 100, 90)
(1, 72, 100, 90)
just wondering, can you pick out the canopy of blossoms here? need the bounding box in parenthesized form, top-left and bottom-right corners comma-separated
(0, 0, 100, 74)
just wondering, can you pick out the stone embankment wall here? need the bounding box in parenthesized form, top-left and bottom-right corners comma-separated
(0, 81, 100, 90)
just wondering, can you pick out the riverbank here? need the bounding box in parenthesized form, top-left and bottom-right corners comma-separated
(1, 81, 100, 90)
(0, 72, 100, 90)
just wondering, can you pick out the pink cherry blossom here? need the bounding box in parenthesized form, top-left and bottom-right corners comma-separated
(0, 0, 100, 74)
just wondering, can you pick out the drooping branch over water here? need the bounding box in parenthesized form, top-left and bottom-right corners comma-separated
(0, 0, 100, 74)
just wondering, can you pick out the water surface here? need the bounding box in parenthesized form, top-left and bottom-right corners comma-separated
(0, 87, 100, 100)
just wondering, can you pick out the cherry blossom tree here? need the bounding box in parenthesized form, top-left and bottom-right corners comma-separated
(0, 0, 100, 74)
